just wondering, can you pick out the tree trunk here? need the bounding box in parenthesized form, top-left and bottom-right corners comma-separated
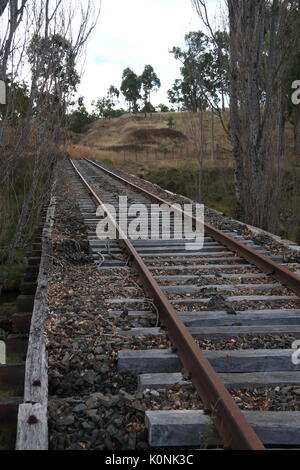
(0, 0, 9, 17)
(197, 168, 202, 203)
(294, 107, 300, 156)
(226, 0, 294, 231)
(211, 108, 215, 161)
(278, 88, 286, 158)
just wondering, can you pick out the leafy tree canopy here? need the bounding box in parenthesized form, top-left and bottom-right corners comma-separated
(120, 67, 141, 113)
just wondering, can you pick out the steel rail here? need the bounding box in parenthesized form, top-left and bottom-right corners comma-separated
(85, 158, 300, 297)
(71, 159, 265, 450)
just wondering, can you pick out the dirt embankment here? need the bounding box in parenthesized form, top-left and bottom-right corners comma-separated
(65, 111, 233, 168)
(65, 112, 198, 162)
(78, 113, 187, 152)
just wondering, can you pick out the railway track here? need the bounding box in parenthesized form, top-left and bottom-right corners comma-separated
(0, 196, 56, 450)
(67, 158, 300, 450)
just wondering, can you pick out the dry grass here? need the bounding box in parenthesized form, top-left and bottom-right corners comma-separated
(65, 110, 234, 171)
(65, 110, 299, 175)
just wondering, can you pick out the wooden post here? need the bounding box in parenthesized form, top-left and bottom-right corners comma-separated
(16, 193, 56, 450)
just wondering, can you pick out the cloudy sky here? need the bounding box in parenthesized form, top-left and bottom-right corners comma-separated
(78, 0, 223, 110)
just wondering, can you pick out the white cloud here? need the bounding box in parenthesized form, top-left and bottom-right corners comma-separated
(78, 0, 222, 110)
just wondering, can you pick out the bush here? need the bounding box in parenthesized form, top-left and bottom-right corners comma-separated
(166, 117, 175, 129)
(68, 109, 96, 133)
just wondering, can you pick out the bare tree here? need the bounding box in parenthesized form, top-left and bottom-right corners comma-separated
(0, 0, 101, 270)
(0, 0, 27, 80)
(0, 0, 9, 17)
(181, 110, 207, 202)
(193, 0, 300, 230)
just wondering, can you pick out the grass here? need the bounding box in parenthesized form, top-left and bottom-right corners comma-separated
(0, 431, 14, 451)
(0, 246, 27, 293)
(0, 148, 38, 294)
(146, 166, 236, 216)
(0, 291, 18, 322)
(65, 111, 300, 243)
(65, 110, 233, 170)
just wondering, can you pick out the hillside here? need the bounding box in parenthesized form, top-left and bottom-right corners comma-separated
(66, 111, 233, 169)
(65, 111, 300, 243)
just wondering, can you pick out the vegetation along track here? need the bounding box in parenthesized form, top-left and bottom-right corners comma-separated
(61, 158, 300, 450)
(0, 196, 56, 450)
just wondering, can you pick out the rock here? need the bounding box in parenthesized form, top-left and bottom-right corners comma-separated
(59, 415, 74, 426)
(207, 294, 226, 310)
(62, 353, 70, 371)
(91, 429, 100, 439)
(120, 309, 129, 319)
(93, 362, 104, 372)
(107, 424, 118, 437)
(127, 432, 136, 450)
(86, 396, 98, 409)
(84, 370, 96, 385)
(120, 391, 136, 403)
(81, 421, 94, 430)
(131, 400, 146, 412)
(225, 306, 237, 315)
(95, 354, 108, 361)
(113, 417, 123, 427)
(95, 347, 104, 354)
(104, 437, 115, 450)
(86, 409, 98, 418)
(73, 403, 87, 413)
(136, 441, 149, 450)
(86, 392, 118, 409)
(99, 395, 117, 408)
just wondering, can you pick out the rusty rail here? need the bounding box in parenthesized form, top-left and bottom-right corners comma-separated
(71, 159, 265, 450)
(85, 158, 300, 297)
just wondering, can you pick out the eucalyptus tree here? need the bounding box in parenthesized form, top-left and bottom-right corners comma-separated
(1, 0, 100, 266)
(192, 0, 300, 231)
(0, 0, 27, 82)
(167, 79, 183, 112)
(140, 64, 161, 117)
(170, 31, 229, 112)
(120, 67, 141, 113)
(108, 85, 120, 106)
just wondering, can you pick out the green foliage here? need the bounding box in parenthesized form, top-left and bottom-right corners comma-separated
(169, 30, 229, 111)
(108, 85, 120, 101)
(141, 102, 156, 115)
(140, 65, 161, 94)
(0, 264, 26, 292)
(27, 33, 80, 112)
(147, 167, 236, 215)
(167, 79, 183, 111)
(92, 84, 124, 119)
(166, 116, 175, 129)
(68, 97, 96, 133)
(0, 246, 27, 293)
(0, 79, 30, 121)
(93, 97, 114, 118)
(98, 158, 113, 165)
(120, 68, 141, 113)
(157, 103, 170, 112)
(140, 65, 161, 114)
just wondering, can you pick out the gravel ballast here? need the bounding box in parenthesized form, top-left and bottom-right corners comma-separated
(46, 160, 300, 450)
